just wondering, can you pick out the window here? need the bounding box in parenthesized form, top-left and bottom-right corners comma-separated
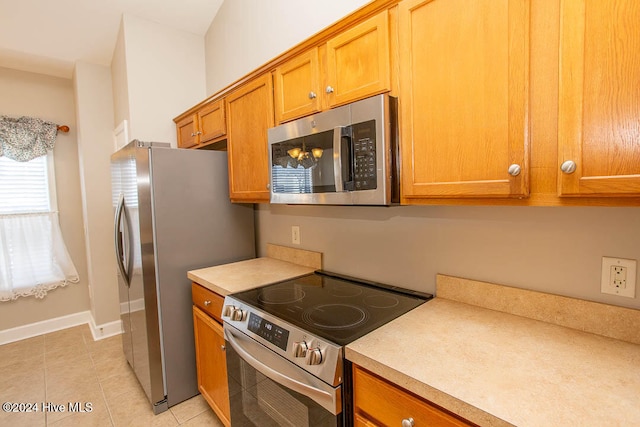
(271, 165, 313, 193)
(0, 153, 78, 301)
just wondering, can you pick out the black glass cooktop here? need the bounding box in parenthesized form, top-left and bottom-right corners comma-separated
(230, 271, 432, 346)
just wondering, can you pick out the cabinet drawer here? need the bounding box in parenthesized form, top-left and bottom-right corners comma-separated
(353, 366, 475, 427)
(192, 282, 225, 323)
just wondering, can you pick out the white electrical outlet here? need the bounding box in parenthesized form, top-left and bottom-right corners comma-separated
(291, 226, 300, 245)
(601, 257, 637, 298)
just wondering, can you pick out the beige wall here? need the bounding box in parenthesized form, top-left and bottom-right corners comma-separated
(204, 0, 370, 95)
(73, 62, 121, 328)
(256, 205, 640, 309)
(0, 67, 90, 329)
(118, 14, 206, 146)
(206, 1, 640, 310)
(111, 22, 130, 132)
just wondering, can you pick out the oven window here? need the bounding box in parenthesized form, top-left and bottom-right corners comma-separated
(271, 130, 336, 194)
(226, 343, 341, 427)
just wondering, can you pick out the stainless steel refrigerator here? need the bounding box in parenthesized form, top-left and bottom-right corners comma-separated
(110, 140, 255, 414)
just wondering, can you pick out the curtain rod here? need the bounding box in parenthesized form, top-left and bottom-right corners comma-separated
(57, 125, 69, 133)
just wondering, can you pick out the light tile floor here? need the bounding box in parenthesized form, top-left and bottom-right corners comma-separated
(0, 325, 224, 427)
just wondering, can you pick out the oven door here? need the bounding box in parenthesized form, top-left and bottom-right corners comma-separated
(224, 323, 342, 426)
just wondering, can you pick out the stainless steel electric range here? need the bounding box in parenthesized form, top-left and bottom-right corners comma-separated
(222, 270, 432, 426)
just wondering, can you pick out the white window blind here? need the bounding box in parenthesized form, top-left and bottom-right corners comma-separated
(0, 155, 50, 214)
(0, 154, 78, 301)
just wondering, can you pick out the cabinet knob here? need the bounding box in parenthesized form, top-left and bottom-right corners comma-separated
(190, 132, 196, 137)
(204, 300, 211, 307)
(308, 91, 317, 99)
(220, 345, 226, 351)
(561, 160, 576, 174)
(266, 183, 271, 190)
(325, 85, 334, 94)
(196, 131, 202, 135)
(507, 164, 521, 177)
(401, 418, 415, 427)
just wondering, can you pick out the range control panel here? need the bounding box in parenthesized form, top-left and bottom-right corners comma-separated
(222, 297, 344, 387)
(247, 312, 289, 351)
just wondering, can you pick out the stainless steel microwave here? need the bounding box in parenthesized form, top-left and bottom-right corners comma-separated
(268, 94, 399, 205)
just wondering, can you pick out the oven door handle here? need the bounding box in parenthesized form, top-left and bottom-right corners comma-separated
(224, 325, 341, 415)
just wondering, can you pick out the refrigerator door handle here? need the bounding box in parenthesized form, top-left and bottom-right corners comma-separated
(114, 193, 130, 287)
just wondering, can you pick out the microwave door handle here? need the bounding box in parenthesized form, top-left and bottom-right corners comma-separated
(333, 127, 344, 191)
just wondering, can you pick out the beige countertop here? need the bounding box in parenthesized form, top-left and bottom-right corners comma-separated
(345, 275, 640, 427)
(187, 244, 321, 296)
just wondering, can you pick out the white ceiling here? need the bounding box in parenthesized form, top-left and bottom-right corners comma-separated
(0, 0, 223, 79)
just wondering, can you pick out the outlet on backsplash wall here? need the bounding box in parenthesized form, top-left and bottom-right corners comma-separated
(291, 226, 300, 245)
(601, 257, 637, 298)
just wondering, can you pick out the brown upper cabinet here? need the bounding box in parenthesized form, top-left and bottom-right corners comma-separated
(225, 74, 274, 203)
(557, 0, 640, 196)
(176, 98, 226, 149)
(175, 0, 640, 206)
(398, 0, 530, 200)
(273, 48, 322, 124)
(273, 10, 391, 124)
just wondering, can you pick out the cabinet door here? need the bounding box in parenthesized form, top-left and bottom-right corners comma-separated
(226, 74, 274, 202)
(399, 0, 530, 199)
(558, 0, 640, 196)
(193, 306, 231, 427)
(353, 366, 475, 427)
(198, 98, 226, 144)
(273, 48, 321, 124)
(325, 10, 391, 108)
(176, 114, 198, 148)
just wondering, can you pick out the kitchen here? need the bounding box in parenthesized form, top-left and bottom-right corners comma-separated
(1, 0, 639, 426)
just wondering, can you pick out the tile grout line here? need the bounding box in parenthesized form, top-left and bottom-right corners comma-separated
(84, 332, 116, 427)
(43, 334, 48, 427)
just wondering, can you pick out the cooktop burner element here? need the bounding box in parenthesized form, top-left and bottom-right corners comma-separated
(303, 303, 369, 330)
(363, 294, 400, 309)
(257, 286, 306, 304)
(328, 285, 363, 298)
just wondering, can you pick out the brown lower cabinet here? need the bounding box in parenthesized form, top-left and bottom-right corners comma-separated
(192, 283, 231, 427)
(353, 365, 476, 427)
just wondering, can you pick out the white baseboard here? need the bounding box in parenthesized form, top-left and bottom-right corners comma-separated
(0, 311, 122, 345)
(88, 317, 123, 341)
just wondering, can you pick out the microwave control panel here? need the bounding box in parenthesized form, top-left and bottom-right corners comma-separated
(352, 120, 377, 191)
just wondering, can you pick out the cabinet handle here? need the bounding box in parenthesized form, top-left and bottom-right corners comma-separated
(325, 85, 334, 94)
(190, 132, 196, 137)
(401, 417, 415, 427)
(196, 131, 202, 135)
(204, 300, 211, 306)
(266, 183, 271, 190)
(308, 91, 317, 99)
(507, 164, 521, 177)
(561, 160, 576, 174)
(220, 345, 226, 351)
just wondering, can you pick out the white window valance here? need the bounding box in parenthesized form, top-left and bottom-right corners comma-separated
(0, 115, 58, 162)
